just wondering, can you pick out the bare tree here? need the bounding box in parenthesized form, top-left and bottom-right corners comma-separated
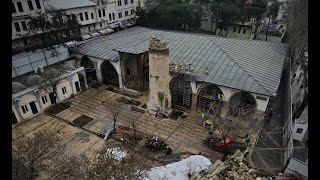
(27, 6, 81, 51)
(34, 64, 70, 105)
(204, 101, 261, 161)
(265, 0, 280, 41)
(89, 142, 153, 179)
(287, 0, 308, 65)
(129, 111, 141, 141)
(104, 101, 123, 132)
(12, 130, 66, 179)
(287, 0, 308, 120)
(13, 129, 155, 180)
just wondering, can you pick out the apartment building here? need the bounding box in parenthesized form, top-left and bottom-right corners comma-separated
(12, 0, 45, 48)
(115, 0, 136, 26)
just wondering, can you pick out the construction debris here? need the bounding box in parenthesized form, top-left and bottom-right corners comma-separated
(189, 148, 275, 180)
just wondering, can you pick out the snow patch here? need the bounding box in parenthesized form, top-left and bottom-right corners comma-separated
(105, 147, 127, 161)
(145, 155, 212, 180)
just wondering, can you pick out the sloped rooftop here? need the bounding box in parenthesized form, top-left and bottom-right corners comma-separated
(43, 0, 96, 10)
(70, 27, 288, 97)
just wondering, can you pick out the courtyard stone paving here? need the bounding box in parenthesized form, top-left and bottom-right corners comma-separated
(56, 85, 223, 162)
(12, 113, 106, 159)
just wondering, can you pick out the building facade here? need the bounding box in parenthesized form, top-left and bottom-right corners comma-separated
(12, 0, 46, 48)
(12, 63, 88, 124)
(69, 27, 288, 117)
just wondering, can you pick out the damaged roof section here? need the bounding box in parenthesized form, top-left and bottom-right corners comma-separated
(70, 27, 288, 97)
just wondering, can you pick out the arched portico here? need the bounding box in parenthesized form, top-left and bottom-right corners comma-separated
(80, 56, 97, 84)
(228, 91, 257, 117)
(197, 84, 224, 117)
(101, 60, 119, 87)
(169, 77, 192, 108)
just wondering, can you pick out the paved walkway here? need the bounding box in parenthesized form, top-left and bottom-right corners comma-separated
(56, 85, 223, 163)
(12, 113, 106, 159)
(251, 72, 287, 175)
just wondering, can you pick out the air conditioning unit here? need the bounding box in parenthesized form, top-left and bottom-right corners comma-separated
(13, 98, 19, 104)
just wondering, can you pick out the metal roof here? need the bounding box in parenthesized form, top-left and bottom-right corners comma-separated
(43, 0, 96, 10)
(70, 27, 288, 97)
(12, 46, 70, 78)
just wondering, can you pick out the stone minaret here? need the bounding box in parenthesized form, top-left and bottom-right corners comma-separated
(147, 37, 172, 115)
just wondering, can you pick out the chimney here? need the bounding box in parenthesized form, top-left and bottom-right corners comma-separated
(146, 37, 172, 115)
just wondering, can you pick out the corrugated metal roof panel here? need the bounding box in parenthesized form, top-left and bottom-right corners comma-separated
(70, 27, 288, 96)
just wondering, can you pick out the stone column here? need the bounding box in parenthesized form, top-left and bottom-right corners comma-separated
(13, 104, 23, 122)
(147, 37, 172, 114)
(83, 74, 89, 89)
(94, 61, 103, 82)
(34, 91, 42, 110)
(191, 93, 198, 110)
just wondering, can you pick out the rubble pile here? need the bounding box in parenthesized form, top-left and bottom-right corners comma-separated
(189, 148, 273, 180)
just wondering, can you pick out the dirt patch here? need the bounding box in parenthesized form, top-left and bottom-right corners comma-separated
(45, 103, 69, 115)
(73, 115, 93, 127)
(169, 110, 184, 120)
(91, 83, 102, 89)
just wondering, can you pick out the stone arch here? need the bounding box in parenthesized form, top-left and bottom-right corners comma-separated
(101, 60, 119, 87)
(197, 84, 224, 117)
(77, 73, 86, 89)
(169, 77, 192, 108)
(228, 91, 257, 117)
(81, 55, 97, 83)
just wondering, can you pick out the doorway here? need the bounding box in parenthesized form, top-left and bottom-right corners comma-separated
(12, 111, 18, 124)
(49, 92, 56, 104)
(75, 81, 81, 92)
(29, 101, 38, 114)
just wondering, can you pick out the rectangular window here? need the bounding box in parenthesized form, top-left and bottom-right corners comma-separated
(125, 11, 128, 16)
(131, 9, 134, 15)
(14, 22, 21, 32)
(112, 13, 115, 20)
(124, 0, 128, 5)
(98, 9, 101, 17)
(100, 22, 102, 27)
(93, 24, 96, 29)
(118, 0, 121, 6)
(62, 87, 67, 94)
(12, 3, 16, 13)
(102, 9, 106, 17)
(21, 21, 28, 31)
(91, 12, 94, 19)
(296, 128, 303, 134)
(85, 12, 88, 20)
(131, 0, 133, 3)
(35, 0, 41, 9)
(27, 0, 34, 10)
(17, 2, 24, 12)
(109, 13, 112, 21)
(243, 29, 246, 34)
(233, 27, 236, 32)
(79, 13, 83, 21)
(88, 26, 91, 32)
(237, 27, 241, 33)
(41, 96, 48, 104)
(21, 105, 28, 113)
(118, 12, 122, 18)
